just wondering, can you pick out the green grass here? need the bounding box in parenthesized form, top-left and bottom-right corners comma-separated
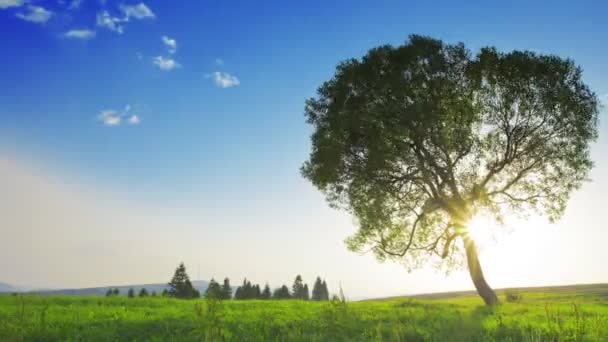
(1, 288, 607, 341)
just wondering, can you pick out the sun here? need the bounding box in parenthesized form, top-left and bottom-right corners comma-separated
(465, 214, 497, 248)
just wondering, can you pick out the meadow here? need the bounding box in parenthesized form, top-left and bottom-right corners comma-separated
(1, 285, 607, 341)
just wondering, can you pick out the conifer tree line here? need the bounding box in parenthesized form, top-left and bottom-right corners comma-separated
(206, 274, 330, 301)
(104, 263, 330, 301)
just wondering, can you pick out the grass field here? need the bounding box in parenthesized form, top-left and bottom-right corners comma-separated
(1, 285, 607, 341)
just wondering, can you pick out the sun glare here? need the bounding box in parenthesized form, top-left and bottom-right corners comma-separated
(465, 214, 497, 248)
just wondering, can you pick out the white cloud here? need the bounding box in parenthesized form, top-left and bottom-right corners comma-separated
(120, 2, 155, 20)
(98, 105, 140, 127)
(68, 0, 82, 10)
(153, 56, 180, 71)
(96, 10, 124, 34)
(98, 110, 121, 126)
(208, 71, 240, 88)
(161, 35, 177, 54)
(0, 0, 24, 9)
(64, 29, 95, 39)
(600, 93, 608, 110)
(16, 5, 52, 23)
(215, 58, 224, 66)
(128, 115, 140, 125)
(136, 52, 143, 60)
(96, 3, 154, 34)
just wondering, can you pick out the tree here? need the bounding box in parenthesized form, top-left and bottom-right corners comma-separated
(253, 284, 261, 299)
(311, 277, 324, 301)
(105, 289, 113, 297)
(302, 284, 310, 301)
(321, 280, 329, 301)
(234, 286, 243, 300)
(139, 288, 149, 297)
(302, 35, 599, 305)
(151, 291, 157, 297)
(205, 278, 223, 299)
(220, 278, 232, 300)
(292, 275, 305, 300)
(127, 288, 135, 298)
(167, 262, 200, 299)
(311, 277, 329, 301)
(261, 283, 271, 299)
(272, 285, 291, 299)
(112, 288, 120, 296)
(235, 278, 252, 300)
(161, 289, 168, 297)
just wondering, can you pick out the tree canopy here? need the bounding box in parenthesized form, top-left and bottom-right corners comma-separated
(312, 277, 329, 301)
(272, 285, 291, 299)
(302, 35, 599, 304)
(205, 279, 223, 299)
(220, 278, 233, 300)
(167, 263, 200, 299)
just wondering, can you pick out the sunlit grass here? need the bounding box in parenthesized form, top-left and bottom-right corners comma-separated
(1, 287, 607, 341)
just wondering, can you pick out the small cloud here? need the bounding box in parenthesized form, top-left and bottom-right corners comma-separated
(153, 56, 180, 71)
(98, 110, 121, 126)
(215, 58, 224, 66)
(0, 0, 25, 9)
(97, 105, 141, 127)
(127, 115, 140, 125)
(161, 35, 177, 54)
(96, 3, 153, 34)
(601, 93, 608, 109)
(120, 2, 155, 20)
(16, 5, 53, 23)
(207, 71, 240, 88)
(68, 0, 82, 10)
(64, 29, 95, 39)
(96, 10, 124, 34)
(136, 52, 143, 60)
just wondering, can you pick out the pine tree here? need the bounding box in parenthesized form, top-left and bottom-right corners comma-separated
(303, 284, 310, 300)
(272, 285, 291, 299)
(261, 283, 271, 299)
(234, 286, 243, 300)
(151, 291, 157, 297)
(139, 288, 149, 297)
(292, 275, 304, 299)
(220, 278, 232, 300)
(312, 277, 323, 301)
(111, 288, 120, 296)
(253, 284, 261, 299)
(106, 289, 113, 297)
(167, 262, 199, 299)
(128, 288, 135, 298)
(205, 278, 223, 299)
(245, 280, 253, 299)
(321, 280, 329, 301)
(234, 278, 248, 300)
(161, 289, 168, 297)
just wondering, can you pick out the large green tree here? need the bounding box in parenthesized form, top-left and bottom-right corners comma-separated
(167, 262, 200, 299)
(261, 283, 272, 299)
(205, 279, 222, 299)
(220, 278, 233, 300)
(272, 285, 291, 299)
(292, 275, 305, 300)
(311, 277, 329, 301)
(302, 35, 599, 305)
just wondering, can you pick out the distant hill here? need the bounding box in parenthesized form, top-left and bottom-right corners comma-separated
(27, 280, 211, 296)
(0, 282, 19, 293)
(366, 283, 608, 301)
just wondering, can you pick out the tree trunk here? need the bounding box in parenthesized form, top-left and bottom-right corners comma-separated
(462, 235, 499, 305)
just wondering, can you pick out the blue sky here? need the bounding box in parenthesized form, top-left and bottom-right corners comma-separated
(1, 0, 607, 297)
